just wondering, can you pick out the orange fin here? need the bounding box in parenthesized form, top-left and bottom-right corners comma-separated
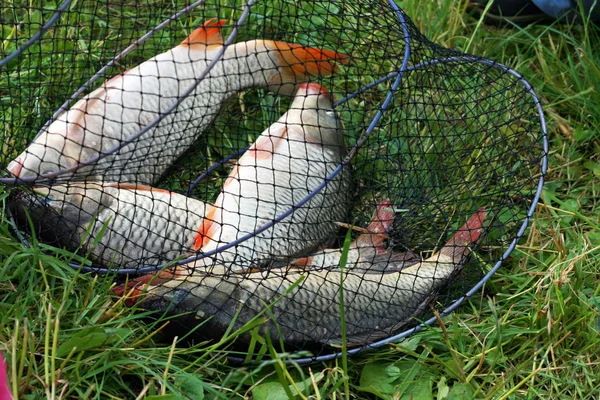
(352, 199, 395, 253)
(193, 205, 218, 250)
(439, 207, 487, 261)
(180, 18, 227, 49)
(366, 198, 395, 235)
(265, 41, 349, 87)
(106, 182, 171, 194)
(290, 257, 313, 269)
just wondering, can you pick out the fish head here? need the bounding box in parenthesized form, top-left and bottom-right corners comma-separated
(288, 83, 345, 150)
(136, 275, 242, 333)
(11, 182, 112, 243)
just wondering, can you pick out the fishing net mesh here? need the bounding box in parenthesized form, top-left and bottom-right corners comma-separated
(0, 0, 547, 361)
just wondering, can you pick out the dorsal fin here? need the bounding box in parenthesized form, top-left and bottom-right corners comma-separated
(179, 18, 227, 49)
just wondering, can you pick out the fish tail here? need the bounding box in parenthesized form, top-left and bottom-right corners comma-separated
(179, 18, 227, 49)
(112, 270, 176, 306)
(354, 198, 395, 252)
(263, 40, 349, 92)
(439, 207, 487, 263)
(366, 198, 395, 235)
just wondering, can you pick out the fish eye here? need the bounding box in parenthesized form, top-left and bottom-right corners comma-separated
(325, 110, 337, 119)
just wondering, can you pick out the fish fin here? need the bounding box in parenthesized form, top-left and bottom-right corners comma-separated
(438, 207, 487, 262)
(289, 257, 313, 269)
(179, 18, 227, 49)
(264, 41, 349, 93)
(113, 269, 180, 306)
(193, 205, 218, 250)
(366, 198, 395, 235)
(351, 199, 395, 252)
(106, 182, 171, 194)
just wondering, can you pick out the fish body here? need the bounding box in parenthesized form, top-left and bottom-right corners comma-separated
(8, 19, 348, 184)
(192, 83, 351, 271)
(12, 182, 207, 268)
(126, 208, 486, 348)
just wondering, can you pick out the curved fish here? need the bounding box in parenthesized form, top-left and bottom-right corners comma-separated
(118, 208, 486, 348)
(12, 182, 207, 268)
(190, 82, 351, 271)
(8, 18, 349, 184)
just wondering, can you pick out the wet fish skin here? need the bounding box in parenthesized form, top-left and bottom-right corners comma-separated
(7, 19, 349, 184)
(12, 182, 207, 268)
(192, 82, 351, 271)
(129, 208, 487, 348)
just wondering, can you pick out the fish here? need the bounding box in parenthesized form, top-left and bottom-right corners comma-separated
(190, 82, 351, 271)
(290, 198, 419, 272)
(11, 182, 207, 269)
(7, 18, 349, 184)
(118, 207, 487, 349)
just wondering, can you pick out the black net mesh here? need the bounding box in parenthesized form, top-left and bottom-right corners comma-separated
(0, 0, 547, 361)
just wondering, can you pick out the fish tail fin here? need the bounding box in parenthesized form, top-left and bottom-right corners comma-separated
(179, 18, 227, 49)
(366, 198, 395, 234)
(355, 198, 395, 253)
(112, 270, 176, 306)
(263, 41, 349, 94)
(438, 207, 487, 263)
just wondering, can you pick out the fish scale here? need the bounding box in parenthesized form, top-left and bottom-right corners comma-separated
(129, 208, 487, 348)
(12, 182, 207, 268)
(8, 19, 349, 184)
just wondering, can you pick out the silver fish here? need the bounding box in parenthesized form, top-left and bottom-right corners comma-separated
(120, 208, 487, 348)
(191, 82, 351, 271)
(7, 18, 349, 184)
(12, 182, 207, 268)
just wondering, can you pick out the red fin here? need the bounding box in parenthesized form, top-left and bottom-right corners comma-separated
(366, 198, 394, 235)
(179, 18, 226, 49)
(439, 207, 487, 261)
(194, 205, 218, 250)
(290, 257, 313, 269)
(265, 41, 349, 87)
(106, 182, 171, 194)
(113, 270, 177, 306)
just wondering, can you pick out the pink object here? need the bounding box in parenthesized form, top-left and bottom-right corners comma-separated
(0, 352, 12, 400)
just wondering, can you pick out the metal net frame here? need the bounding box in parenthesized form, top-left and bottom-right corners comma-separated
(0, 0, 548, 363)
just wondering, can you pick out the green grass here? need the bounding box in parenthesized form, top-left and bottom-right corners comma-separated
(1, 0, 600, 398)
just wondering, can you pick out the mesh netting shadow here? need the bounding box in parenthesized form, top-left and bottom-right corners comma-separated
(0, 0, 548, 363)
